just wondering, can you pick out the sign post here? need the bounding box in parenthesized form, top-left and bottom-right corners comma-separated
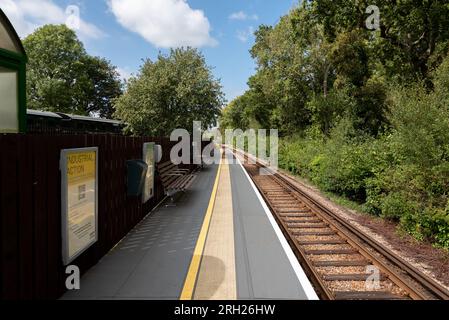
(60, 147, 98, 265)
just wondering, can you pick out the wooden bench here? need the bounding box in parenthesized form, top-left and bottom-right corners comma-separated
(157, 161, 197, 201)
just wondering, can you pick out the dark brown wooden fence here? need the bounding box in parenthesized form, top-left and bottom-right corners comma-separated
(0, 134, 205, 300)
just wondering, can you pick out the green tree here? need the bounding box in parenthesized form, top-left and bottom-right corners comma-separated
(248, 8, 315, 134)
(84, 56, 123, 118)
(23, 24, 122, 116)
(312, 0, 449, 82)
(114, 48, 225, 136)
(219, 95, 250, 131)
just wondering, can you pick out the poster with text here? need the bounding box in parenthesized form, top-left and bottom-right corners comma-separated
(61, 148, 98, 265)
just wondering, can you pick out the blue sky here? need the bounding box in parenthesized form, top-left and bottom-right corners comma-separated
(1, 0, 297, 102)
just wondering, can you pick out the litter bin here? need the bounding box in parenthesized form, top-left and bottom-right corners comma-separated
(126, 160, 148, 196)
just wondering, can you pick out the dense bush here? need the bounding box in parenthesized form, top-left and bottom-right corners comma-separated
(280, 119, 387, 202)
(280, 135, 449, 248)
(278, 59, 449, 249)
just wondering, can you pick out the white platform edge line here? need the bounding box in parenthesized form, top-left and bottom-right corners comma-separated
(234, 154, 319, 301)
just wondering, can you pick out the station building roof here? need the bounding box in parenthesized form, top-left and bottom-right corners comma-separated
(0, 9, 26, 58)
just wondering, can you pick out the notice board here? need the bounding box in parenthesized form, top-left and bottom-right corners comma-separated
(60, 147, 98, 265)
(142, 142, 155, 203)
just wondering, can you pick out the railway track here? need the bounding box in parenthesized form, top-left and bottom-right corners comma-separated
(231, 148, 449, 300)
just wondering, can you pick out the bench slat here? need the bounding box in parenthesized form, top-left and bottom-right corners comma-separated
(170, 174, 191, 189)
(157, 161, 197, 196)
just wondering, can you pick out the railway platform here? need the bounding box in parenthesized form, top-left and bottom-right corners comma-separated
(62, 149, 317, 300)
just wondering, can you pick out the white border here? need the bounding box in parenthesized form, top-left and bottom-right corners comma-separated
(234, 154, 319, 300)
(60, 147, 99, 266)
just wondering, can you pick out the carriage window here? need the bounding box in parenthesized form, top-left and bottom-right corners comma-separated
(0, 66, 19, 132)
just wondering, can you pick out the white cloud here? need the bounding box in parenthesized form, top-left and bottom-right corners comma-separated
(0, 0, 105, 40)
(108, 0, 217, 48)
(237, 26, 254, 43)
(117, 67, 133, 81)
(229, 11, 258, 21)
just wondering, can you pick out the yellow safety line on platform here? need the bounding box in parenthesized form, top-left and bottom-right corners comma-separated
(180, 156, 223, 300)
(193, 160, 236, 300)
